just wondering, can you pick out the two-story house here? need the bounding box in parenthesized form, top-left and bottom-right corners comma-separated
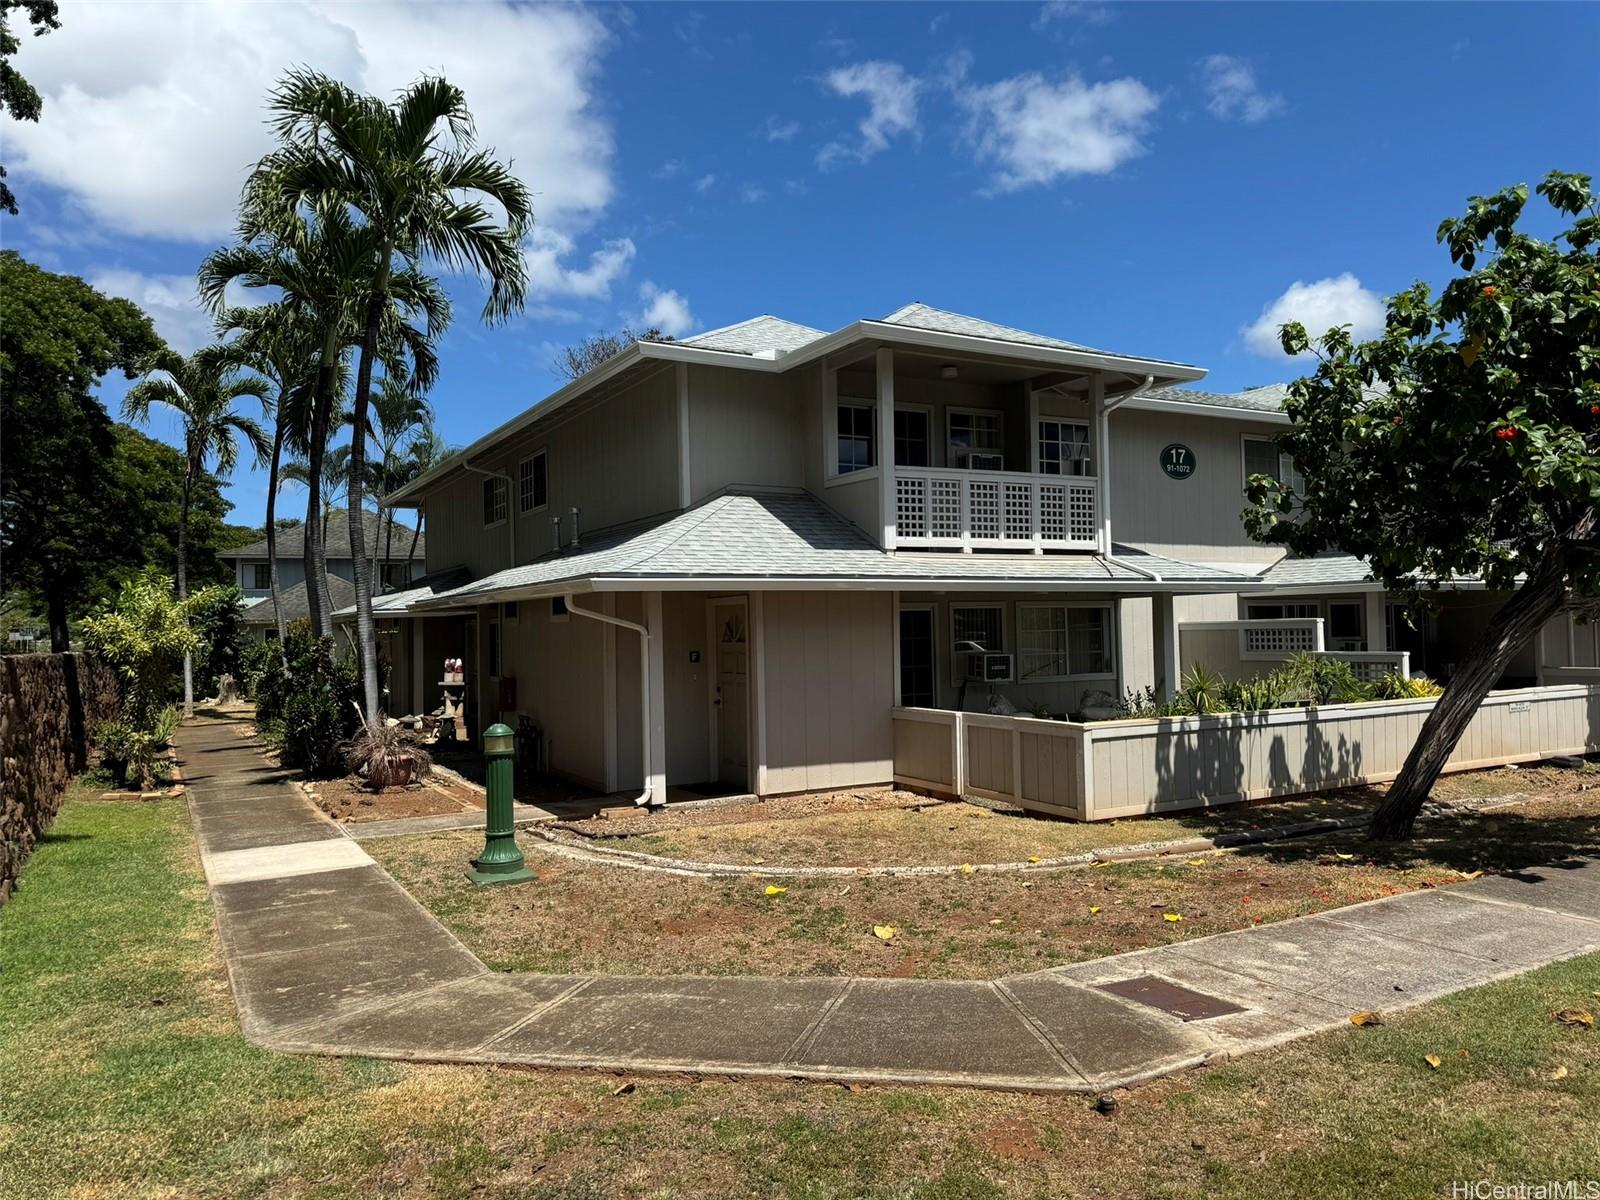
(223, 510, 427, 641)
(373, 303, 1593, 805)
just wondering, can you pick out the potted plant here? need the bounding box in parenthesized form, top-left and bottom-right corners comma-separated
(345, 717, 434, 792)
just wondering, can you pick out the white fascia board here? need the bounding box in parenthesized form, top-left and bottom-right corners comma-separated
(1119, 396, 1291, 424)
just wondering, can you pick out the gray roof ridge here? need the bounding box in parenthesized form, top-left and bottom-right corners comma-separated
(610, 494, 746, 575)
(684, 313, 827, 342)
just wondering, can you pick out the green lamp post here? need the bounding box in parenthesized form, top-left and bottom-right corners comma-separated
(467, 723, 535, 886)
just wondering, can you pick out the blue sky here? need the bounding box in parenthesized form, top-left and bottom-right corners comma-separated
(7, 1, 1597, 529)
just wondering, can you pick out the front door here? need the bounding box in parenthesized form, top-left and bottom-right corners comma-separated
(899, 606, 936, 707)
(711, 598, 750, 788)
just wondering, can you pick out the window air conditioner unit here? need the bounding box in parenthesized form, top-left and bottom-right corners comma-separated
(964, 652, 1014, 683)
(967, 452, 1005, 472)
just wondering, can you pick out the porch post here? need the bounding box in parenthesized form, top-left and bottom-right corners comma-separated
(410, 618, 424, 715)
(877, 346, 896, 550)
(645, 590, 668, 805)
(1159, 592, 1182, 702)
(1091, 375, 1110, 555)
(1364, 590, 1387, 652)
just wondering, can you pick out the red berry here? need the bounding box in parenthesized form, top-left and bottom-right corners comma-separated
(1482, 285, 1496, 296)
(1591, 405, 1600, 415)
(1495, 426, 1518, 440)
(1392, 416, 1403, 426)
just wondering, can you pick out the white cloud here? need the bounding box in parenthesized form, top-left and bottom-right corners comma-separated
(765, 115, 800, 142)
(636, 282, 695, 337)
(740, 182, 768, 204)
(1242, 274, 1386, 357)
(524, 231, 635, 300)
(653, 158, 685, 180)
(817, 60, 921, 168)
(90, 269, 213, 352)
(1034, 2, 1113, 30)
(1198, 54, 1285, 123)
(957, 73, 1158, 191)
(6, 1, 614, 242)
(694, 174, 717, 194)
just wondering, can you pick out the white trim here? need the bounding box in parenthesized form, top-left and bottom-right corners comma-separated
(823, 467, 879, 488)
(480, 475, 508, 529)
(876, 347, 896, 550)
(676, 361, 691, 510)
(645, 591, 667, 805)
(517, 447, 549, 515)
(833, 397, 877, 478)
(1091, 375, 1110, 555)
(1015, 601, 1118, 682)
(750, 591, 767, 796)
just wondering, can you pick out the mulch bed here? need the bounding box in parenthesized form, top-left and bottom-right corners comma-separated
(308, 775, 485, 823)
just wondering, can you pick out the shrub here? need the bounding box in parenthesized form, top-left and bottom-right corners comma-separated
(256, 620, 362, 777)
(99, 707, 179, 788)
(1276, 652, 1369, 706)
(189, 585, 248, 699)
(344, 718, 433, 791)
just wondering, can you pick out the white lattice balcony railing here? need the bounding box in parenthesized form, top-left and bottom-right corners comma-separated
(894, 467, 1099, 551)
(1322, 650, 1412, 682)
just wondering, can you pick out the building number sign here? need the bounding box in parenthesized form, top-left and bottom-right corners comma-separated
(1160, 443, 1196, 480)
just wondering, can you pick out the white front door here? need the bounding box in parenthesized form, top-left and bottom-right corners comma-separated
(711, 598, 750, 788)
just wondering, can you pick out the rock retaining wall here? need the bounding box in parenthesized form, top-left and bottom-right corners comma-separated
(1, 654, 119, 904)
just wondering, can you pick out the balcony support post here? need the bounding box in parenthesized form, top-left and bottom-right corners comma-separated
(876, 346, 896, 551)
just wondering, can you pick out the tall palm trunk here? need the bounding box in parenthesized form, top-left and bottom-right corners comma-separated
(177, 452, 196, 716)
(348, 250, 393, 719)
(264, 414, 288, 652)
(406, 508, 423, 575)
(303, 328, 341, 639)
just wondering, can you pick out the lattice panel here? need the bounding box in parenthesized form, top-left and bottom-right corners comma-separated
(1242, 626, 1318, 654)
(1001, 482, 1034, 540)
(1039, 483, 1067, 542)
(968, 480, 1001, 539)
(929, 478, 963, 538)
(895, 476, 928, 538)
(1067, 481, 1097, 543)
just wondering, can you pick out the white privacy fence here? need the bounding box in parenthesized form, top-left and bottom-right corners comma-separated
(892, 682, 1600, 822)
(893, 467, 1099, 551)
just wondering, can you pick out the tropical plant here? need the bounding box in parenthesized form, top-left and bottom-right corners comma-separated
(1274, 652, 1369, 706)
(369, 375, 432, 588)
(344, 717, 433, 791)
(122, 346, 269, 713)
(257, 68, 533, 720)
(98, 708, 179, 789)
(1245, 171, 1600, 838)
(187, 583, 248, 700)
(254, 619, 363, 777)
(1173, 664, 1227, 716)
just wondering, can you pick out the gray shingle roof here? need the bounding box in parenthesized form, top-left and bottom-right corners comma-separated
(224, 510, 425, 562)
(332, 567, 475, 617)
(412, 492, 1258, 608)
(241, 574, 357, 625)
(681, 315, 827, 356)
(879, 302, 1090, 351)
(1140, 385, 1287, 415)
(1258, 555, 1377, 587)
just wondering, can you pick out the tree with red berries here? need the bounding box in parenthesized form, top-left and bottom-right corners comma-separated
(1246, 171, 1600, 839)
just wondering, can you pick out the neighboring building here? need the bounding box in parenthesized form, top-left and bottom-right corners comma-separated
(220, 510, 426, 604)
(240, 575, 356, 642)
(359, 302, 1592, 804)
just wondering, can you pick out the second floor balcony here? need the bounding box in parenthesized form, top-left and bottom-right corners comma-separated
(894, 466, 1099, 552)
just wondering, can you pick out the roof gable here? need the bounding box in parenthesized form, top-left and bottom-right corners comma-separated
(680, 315, 827, 357)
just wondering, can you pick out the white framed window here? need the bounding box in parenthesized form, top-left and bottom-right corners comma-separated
(482, 477, 507, 527)
(251, 563, 271, 590)
(549, 596, 569, 624)
(1038, 419, 1091, 477)
(1243, 434, 1304, 494)
(950, 604, 1005, 677)
(836, 401, 875, 474)
(947, 408, 1004, 469)
(1017, 604, 1115, 681)
(519, 449, 548, 514)
(894, 406, 931, 467)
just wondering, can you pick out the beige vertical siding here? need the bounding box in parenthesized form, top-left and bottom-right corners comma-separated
(686, 367, 808, 502)
(761, 591, 894, 794)
(501, 597, 608, 790)
(822, 472, 880, 541)
(1117, 596, 1155, 694)
(1110, 409, 1285, 565)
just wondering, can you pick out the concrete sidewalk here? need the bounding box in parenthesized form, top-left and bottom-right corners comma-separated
(179, 714, 1600, 1093)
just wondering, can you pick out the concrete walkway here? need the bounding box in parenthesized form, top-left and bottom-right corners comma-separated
(179, 715, 1600, 1093)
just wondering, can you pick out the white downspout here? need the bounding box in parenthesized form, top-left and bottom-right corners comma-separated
(564, 593, 654, 807)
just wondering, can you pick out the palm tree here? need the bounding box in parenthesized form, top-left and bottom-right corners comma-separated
(262, 68, 532, 717)
(388, 427, 456, 572)
(369, 375, 432, 590)
(213, 301, 321, 645)
(123, 346, 269, 714)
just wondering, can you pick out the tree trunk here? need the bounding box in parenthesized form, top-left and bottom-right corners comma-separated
(303, 328, 341, 639)
(406, 508, 423, 575)
(348, 253, 392, 720)
(177, 457, 195, 716)
(265, 414, 288, 650)
(1369, 547, 1572, 839)
(47, 590, 69, 652)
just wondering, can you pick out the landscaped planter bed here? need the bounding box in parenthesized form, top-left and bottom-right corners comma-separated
(306, 775, 484, 824)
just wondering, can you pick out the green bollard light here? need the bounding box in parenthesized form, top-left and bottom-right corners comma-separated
(468, 722, 535, 886)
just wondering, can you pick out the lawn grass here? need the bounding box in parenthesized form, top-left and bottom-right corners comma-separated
(371, 786, 1600, 980)
(3, 780, 1598, 1198)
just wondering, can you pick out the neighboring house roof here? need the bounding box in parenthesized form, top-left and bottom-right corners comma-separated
(680, 315, 828, 356)
(240, 575, 357, 625)
(332, 567, 476, 617)
(1259, 555, 1377, 589)
(223, 510, 426, 562)
(1131, 384, 1288, 419)
(409, 491, 1262, 610)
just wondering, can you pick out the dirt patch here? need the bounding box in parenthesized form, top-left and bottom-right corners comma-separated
(371, 788, 1600, 981)
(309, 775, 482, 824)
(558, 786, 932, 839)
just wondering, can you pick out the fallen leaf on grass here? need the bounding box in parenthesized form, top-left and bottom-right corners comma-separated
(1553, 1008, 1595, 1029)
(1021, 881, 1034, 889)
(1186, 859, 1206, 867)
(873, 925, 897, 941)
(1550, 1065, 1569, 1081)
(1349, 1010, 1384, 1027)
(1089, 906, 1101, 915)
(1028, 855, 1042, 864)
(960, 863, 976, 874)
(1163, 913, 1183, 923)
(751, 857, 767, 865)
(1335, 853, 1356, 861)
(610, 1081, 636, 1096)
(764, 885, 787, 897)
(1423, 1054, 1442, 1070)
(989, 918, 1004, 926)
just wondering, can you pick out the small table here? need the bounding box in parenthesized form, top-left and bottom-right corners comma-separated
(438, 679, 467, 740)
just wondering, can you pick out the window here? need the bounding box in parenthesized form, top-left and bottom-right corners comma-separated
(1247, 602, 1320, 621)
(836, 402, 875, 474)
(1038, 419, 1091, 476)
(380, 562, 410, 590)
(948, 409, 1003, 468)
(1018, 605, 1115, 680)
(951, 604, 1004, 676)
(550, 595, 569, 623)
(894, 408, 930, 467)
(482, 477, 507, 526)
(899, 607, 936, 707)
(251, 563, 271, 590)
(519, 450, 548, 513)
(1243, 434, 1305, 494)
